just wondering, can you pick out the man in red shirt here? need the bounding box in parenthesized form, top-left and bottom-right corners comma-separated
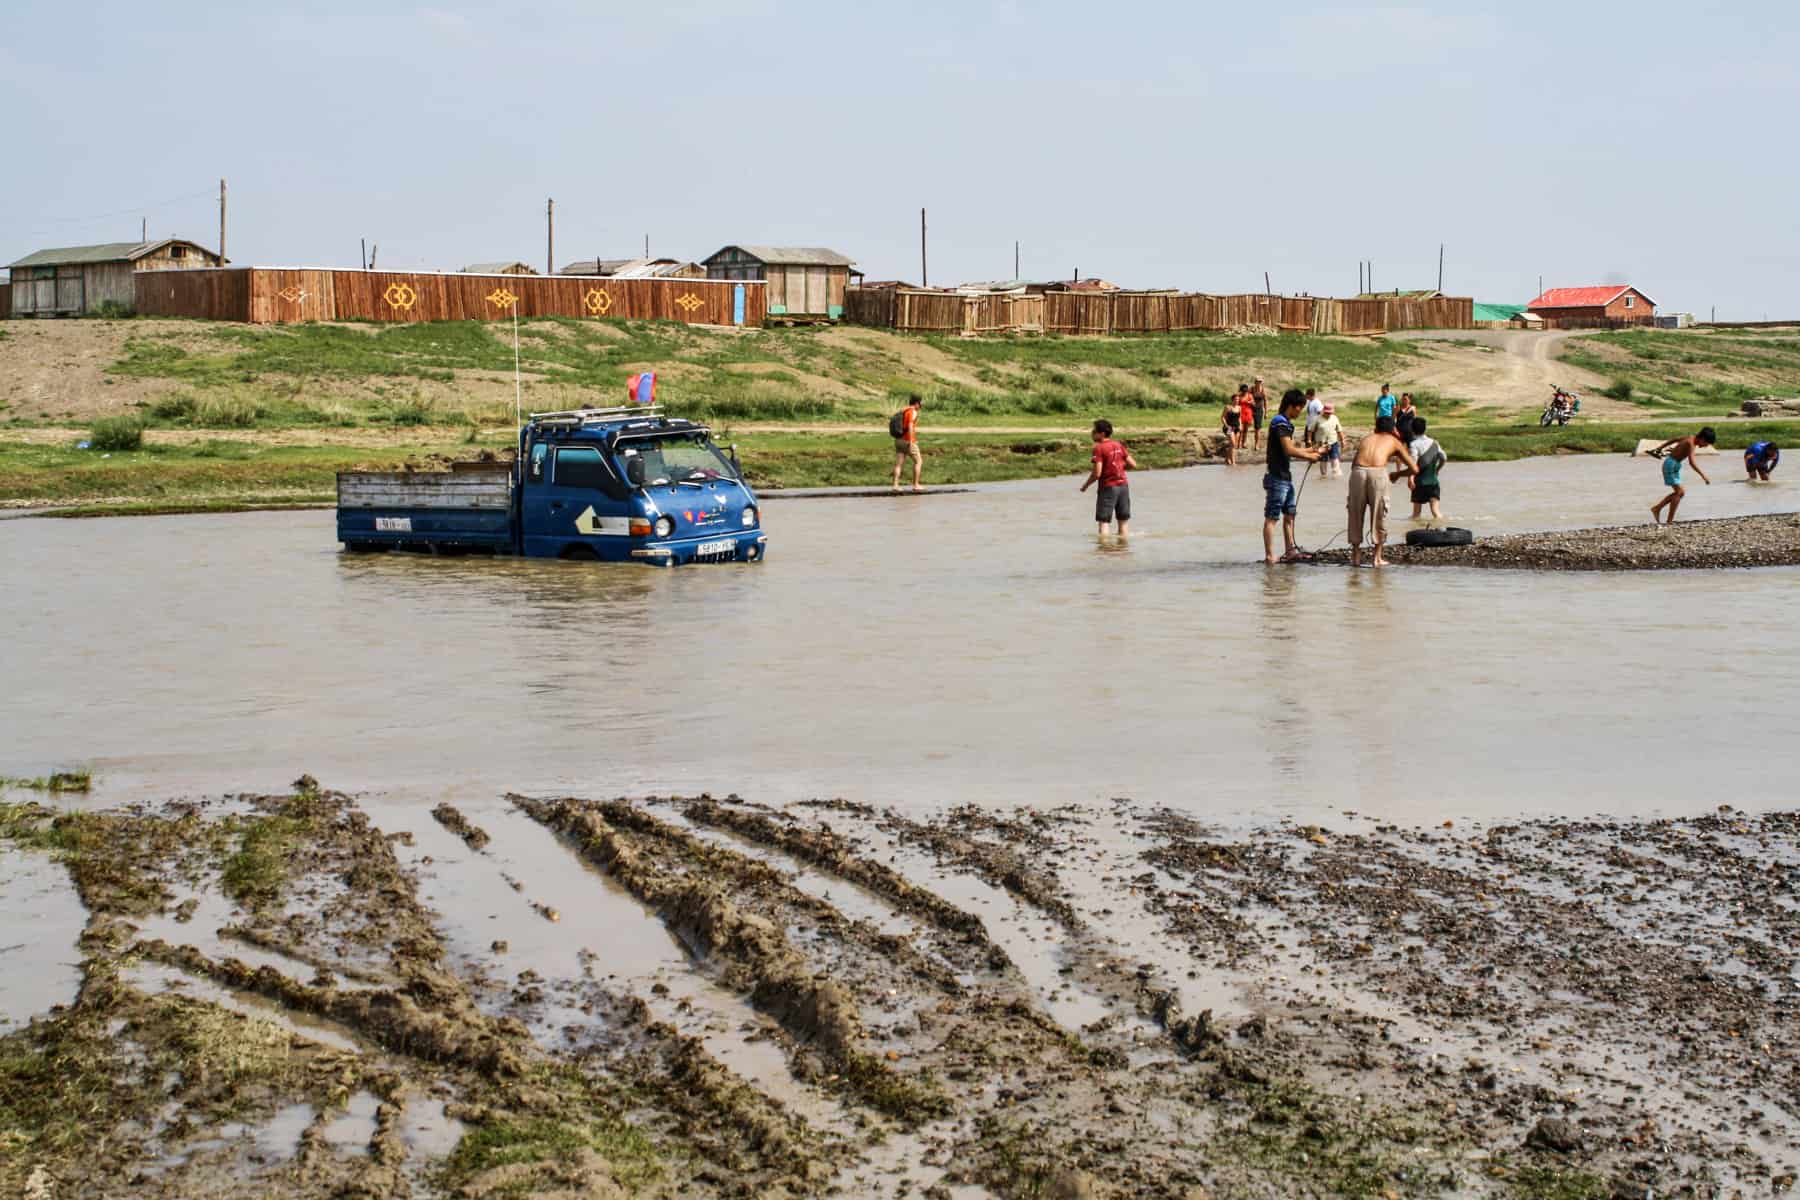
(1080, 418, 1138, 538)
(891, 394, 924, 492)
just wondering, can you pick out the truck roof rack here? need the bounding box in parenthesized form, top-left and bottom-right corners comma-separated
(528, 405, 664, 427)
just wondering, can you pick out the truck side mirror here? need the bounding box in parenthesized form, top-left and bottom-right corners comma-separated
(625, 456, 646, 488)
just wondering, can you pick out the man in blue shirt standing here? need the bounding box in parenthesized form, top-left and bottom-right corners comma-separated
(1262, 389, 1329, 564)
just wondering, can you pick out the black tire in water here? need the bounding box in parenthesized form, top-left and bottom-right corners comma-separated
(344, 542, 390, 554)
(1405, 527, 1474, 548)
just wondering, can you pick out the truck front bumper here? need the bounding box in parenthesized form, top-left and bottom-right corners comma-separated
(630, 533, 768, 566)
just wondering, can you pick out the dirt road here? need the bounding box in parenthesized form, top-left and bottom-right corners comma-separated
(1385, 329, 1623, 414)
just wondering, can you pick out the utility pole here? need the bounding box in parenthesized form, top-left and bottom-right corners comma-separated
(644, 233, 649, 258)
(141, 217, 146, 243)
(360, 238, 367, 270)
(218, 178, 227, 264)
(919, 208, 927, 288)
(546, 198, 555, 276)
(1014, 240, 1019, 280)
(1264, 271, 1272, 296)
(1438, 243, 1444, 292)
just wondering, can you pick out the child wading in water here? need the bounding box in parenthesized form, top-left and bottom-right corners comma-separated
(1080, 419, 1138, 539)
(1649, 427, 1715, 524)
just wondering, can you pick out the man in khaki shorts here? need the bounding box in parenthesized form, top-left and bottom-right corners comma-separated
(1347, 415, 1418, 567)
(891, 394, 923, 492)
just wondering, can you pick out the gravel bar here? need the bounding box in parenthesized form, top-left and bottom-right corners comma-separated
(1311, 511, 1800, 571)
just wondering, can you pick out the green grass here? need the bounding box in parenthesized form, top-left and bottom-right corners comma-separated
(932, 327, 1419, 381)
(0, 770, 92, 793)
(443, 1114, 661, 1190)
(1558, 328, 1800, 412)
(219, 813, 310, 905)
(1428, 416, 1795, 462)
(87, 415, 145, 451)
(0, 439, 451, 506)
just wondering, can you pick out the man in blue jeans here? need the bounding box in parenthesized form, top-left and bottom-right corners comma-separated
(1263, 389, 1328, 563)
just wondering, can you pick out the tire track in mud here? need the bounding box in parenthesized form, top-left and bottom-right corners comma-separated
(516, 795, 954, 1123)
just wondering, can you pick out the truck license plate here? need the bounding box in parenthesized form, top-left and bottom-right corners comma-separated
(694, 539, 735, 558)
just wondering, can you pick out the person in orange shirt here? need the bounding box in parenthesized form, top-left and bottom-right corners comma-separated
(1236, 387, 1255, 451)
(891, 394, 924, 492)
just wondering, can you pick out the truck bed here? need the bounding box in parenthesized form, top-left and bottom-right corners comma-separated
(336, 464, 514, 551)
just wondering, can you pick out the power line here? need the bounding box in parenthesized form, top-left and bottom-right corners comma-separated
(9, 186, 220, 237)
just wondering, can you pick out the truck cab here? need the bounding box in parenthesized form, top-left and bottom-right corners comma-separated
(519, 406, 766, 564)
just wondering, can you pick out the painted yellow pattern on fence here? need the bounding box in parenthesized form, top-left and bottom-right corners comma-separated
(674, 292, 703, 314)
(584, 288, 612, 316)
(277, 285, 305, 304)
(485, 287, 520, 310)
(382, 282, 418, 312)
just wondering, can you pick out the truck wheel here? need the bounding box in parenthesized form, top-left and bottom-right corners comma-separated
(558, 544, 600, 561)
(344, 542, 389, 554)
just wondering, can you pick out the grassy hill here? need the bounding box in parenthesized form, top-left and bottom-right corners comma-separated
(1, 316, 1796, 509)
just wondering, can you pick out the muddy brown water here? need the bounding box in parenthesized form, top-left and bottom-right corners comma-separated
(2, 454, 1797, 822)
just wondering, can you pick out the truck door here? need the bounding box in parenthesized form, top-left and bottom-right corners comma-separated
(523, 443, 635, 558)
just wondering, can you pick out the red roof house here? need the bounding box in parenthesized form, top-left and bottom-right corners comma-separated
(1526, 285, 1656, 325)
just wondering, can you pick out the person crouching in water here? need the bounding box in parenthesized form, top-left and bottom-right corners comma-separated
(1262, 389, 1328, 564)
(1649, 427, 1715, 524)
(1745, 440, 1780, 481)
(1347, 416, 1418, 568)
(1081, 419, 1138, 539)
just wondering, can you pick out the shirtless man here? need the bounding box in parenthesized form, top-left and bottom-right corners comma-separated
(1649, 427, 1715, 524)
(1346, 416, 1418, 568)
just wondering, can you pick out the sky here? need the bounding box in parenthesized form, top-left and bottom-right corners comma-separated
(3, 1, 1795, 318)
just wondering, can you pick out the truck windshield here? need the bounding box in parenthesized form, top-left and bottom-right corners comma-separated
(615, 433, 739, 486)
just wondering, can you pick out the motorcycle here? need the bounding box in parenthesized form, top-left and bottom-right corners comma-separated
(1539, 386, 1580, 427)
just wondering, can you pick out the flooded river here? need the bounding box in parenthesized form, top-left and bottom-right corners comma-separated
(3, 453, 1796, 823)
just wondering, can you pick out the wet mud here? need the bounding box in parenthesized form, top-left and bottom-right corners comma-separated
(3, 785, 1795, 1198)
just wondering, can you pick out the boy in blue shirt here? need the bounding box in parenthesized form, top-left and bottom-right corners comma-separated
(1745, 441, 1780, 481)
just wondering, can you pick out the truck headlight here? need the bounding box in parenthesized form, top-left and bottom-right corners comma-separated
(741, 506, 757, 527)
(653, 515, 675, 538)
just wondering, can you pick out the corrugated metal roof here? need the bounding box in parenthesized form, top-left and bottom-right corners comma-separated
(558, 258, 640, 276)
(1527, 285, 1656, 309)
(460, 261, 538, 275)
(6, 238, 218, 268)
(707, 245, 858, 267)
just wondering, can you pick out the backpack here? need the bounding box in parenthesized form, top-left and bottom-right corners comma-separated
(888, 409, 909, 438)
(1418, 440, 1446, 474)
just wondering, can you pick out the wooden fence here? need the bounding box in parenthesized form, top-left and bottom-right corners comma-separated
(131, 268, 765, 327)
(0, 282, 9, 317)
(849, 288, 1471, 337)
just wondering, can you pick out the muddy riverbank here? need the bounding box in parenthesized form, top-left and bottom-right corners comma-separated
(1312, 511, 1800, 571)
(3, 783, 1794, 1198)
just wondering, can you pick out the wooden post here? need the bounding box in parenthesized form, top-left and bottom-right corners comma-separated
(546, 198, 555, 277)
(218, 178, 227, 264)
(644, 233, 649, 258)
(141, 217, 147, 244)
(1437, 243, 1444, 292)
(920, 208, 927, 288)
(1014, 240, 1019, 280)
(1264, 271, 1272, 296)
(360, 238, 367, 270)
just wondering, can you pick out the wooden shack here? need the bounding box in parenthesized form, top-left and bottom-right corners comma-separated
(6, 239, 224, 316)
(459, 262, 539, 275)
(703, 245, 859, 321)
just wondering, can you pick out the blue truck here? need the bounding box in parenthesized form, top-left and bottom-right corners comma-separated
(336, 405, 767, 565)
